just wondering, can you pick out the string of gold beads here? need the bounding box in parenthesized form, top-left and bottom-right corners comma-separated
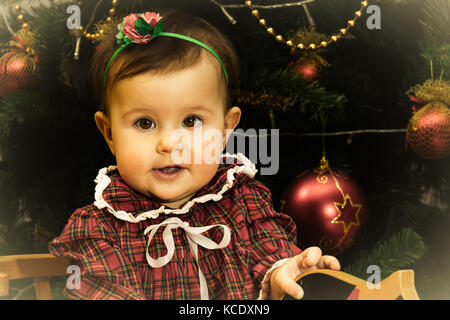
(7, 0, 37, 55)
(82, 0, 118, 42)
(8, 0, 117, 43)
(9, 0, 30, 30)
(244, 1, 369, 51)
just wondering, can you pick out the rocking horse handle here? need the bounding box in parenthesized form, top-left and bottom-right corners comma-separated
(280, 269, 420, 300)
(357, 269, 420, 300)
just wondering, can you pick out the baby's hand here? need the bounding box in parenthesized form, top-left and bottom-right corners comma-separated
(269, 246, 341, 300)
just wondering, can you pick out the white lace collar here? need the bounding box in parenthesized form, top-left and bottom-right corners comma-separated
(93, 153, 257, 224)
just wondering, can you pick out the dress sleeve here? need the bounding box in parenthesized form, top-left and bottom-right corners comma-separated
(48, 208, 145, 300)
(239, 179, 302, 300)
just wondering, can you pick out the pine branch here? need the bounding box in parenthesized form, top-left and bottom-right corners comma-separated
(343, 227, 428, 279)
(420, 0, 450, 43)
(418, 0, 450, 78)
(0, 90, 48, 140)
(239, 68, 346, 124)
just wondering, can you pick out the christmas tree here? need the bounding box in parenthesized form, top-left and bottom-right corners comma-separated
(0, 0, 449, 299)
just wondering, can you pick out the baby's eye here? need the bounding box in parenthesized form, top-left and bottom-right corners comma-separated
(183, 115, 203, 128)
(134, 118, 155, 130)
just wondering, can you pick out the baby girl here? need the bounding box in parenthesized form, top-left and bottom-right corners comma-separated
(49, 10, 340, 300)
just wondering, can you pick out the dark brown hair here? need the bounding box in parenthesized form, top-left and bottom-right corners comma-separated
(89, 10, 240, 116)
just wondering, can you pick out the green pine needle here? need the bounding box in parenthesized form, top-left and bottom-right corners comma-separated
(343, 227, 428, 279)
(240, 68, 347, 124)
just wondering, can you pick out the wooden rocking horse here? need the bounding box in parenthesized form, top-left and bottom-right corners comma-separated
(282, 269, 420, 300)
(0, 253, 419, 300)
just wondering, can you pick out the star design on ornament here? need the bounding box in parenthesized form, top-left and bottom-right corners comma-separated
(331, 194, 362, 234)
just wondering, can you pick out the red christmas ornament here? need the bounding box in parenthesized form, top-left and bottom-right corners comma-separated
(0, 33, 38, 97)
(281, 157, 368, 255)
(0, 50, 37, 97)
(293, 63, 318, 81)
(406, 101, 450, 160)
(288, 49, 327, 81)
(289, 58, 320, 81)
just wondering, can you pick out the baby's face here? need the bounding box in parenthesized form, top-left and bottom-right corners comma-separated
(95, 53, 241, 208)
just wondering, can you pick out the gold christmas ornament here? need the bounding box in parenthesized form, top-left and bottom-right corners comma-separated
(406, 79, 450, 160)
(245, 0, 369, 51)
(407, 79, 450, 107)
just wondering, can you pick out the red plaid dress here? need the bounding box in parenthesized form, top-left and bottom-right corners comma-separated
(48, 156, 301, 300)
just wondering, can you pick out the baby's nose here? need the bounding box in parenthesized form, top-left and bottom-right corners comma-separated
(156, 130, 182, 154)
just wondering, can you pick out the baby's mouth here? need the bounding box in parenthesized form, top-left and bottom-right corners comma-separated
(156, 166, 183, 173)
(153, 164, 188, 176)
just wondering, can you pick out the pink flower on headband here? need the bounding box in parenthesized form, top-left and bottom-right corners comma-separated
(106, 11, 229, 87)
(142, 12, 162, 28)
(117, 12, 163, 45)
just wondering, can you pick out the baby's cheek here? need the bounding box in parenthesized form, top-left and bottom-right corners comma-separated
(202, 141, 223, 165)
(191, 163, 219, 185)
(200, 128, 224, 165)
(115, 144, 149, 175)
(115, 152, 150, 196)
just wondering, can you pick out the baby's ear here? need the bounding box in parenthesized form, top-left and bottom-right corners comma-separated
(224, 106, 241, 130)
(94, 111, 115, 155)
(223, 106, 241, 148)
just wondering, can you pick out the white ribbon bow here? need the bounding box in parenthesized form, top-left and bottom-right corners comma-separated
(144, 217, 231, 300)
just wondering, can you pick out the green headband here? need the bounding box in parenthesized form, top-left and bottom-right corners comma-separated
(103, 12, 229, 87)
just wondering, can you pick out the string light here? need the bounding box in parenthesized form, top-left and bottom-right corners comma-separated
(233, 129, 407, 138)
(244, 0, 369, 51)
